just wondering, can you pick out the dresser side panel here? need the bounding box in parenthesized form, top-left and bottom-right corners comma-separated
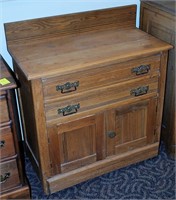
(155, 51, 169, 142)
(13, 62, 51, 193)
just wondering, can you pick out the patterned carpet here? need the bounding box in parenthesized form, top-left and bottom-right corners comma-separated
(25, 143, 176, 199)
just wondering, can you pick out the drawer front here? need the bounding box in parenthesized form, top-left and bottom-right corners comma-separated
(0, 95, 10, 124)
(45, 76, 158, 123)
(0, 159, 20, 192)
(42, 55, 160, 102)
(0, 126, 16, 160)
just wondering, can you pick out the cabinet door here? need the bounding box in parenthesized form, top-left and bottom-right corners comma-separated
(105, 98, 157, 157)
(48, 114, 105, 174)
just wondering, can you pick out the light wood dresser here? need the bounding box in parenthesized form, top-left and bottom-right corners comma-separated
(4, 5, 172, 194)
(0, 55, 30, 199)
(140, 0, 175, 159)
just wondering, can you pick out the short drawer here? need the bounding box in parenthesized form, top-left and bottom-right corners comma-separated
(45, 76, 158, 124)
(0, 126, 15, 160)
(0, 95, 10, 124)
(0, 158, 20, 192)
(42, 55, 160, 102)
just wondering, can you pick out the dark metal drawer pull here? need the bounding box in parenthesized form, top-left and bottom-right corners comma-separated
(132, 65, 150, 75)
(131, 86, 149, 96)
(106, 131, 116, 138)
(0, 140, 5, 148)
(0, 172, 10, 184)
(56, 81, 79, 93)
(58, 103, 80, 116)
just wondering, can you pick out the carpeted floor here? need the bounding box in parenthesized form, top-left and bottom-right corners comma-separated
(25, 142, 176, 199)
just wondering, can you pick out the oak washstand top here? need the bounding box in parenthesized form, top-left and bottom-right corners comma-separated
(4, 5, 172, 80)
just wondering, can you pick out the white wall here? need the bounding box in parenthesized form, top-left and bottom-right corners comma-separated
(0, 0, 140, 68)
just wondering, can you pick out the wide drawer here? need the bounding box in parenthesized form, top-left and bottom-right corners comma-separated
(42, 55, 160, 102)
(45, 76, 158, 123)
(0, 95, 10, 125)
(0, 126, 15, 160)
(0, 158, 20, 192)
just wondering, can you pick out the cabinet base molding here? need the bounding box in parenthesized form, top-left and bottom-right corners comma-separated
(47, 143, 159, 193)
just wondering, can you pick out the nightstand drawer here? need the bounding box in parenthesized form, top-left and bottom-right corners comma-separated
(42, 55, 160, 102)
(45, 76, 158, 123)
(0, 126, 15, 160)
(0, 158, 20, 192)
(0, 95, 9, 124)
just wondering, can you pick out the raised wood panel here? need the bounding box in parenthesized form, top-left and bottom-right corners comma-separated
(106, 98, 157, 156)
(48, 114, 105, 174)
(60, 126, 96, 163)
(140, 9, 175, 34)
(148, 21, 173, 44)
(60, 131, 96, 173)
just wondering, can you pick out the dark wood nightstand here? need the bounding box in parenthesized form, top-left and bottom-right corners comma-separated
(0, 55, 30, 199)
